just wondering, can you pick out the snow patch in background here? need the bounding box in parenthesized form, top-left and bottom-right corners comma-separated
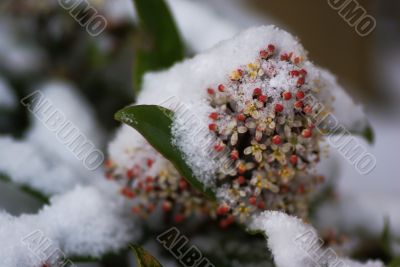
(0, 81, 104, 195)
(0, 17, 45, 74)
(316, 115, 400, 236)
(0, 77, 16, 109)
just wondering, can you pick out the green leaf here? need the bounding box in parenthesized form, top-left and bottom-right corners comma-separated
(132, 0, 184, 91)
(360, 124, 375, 144)
(380, 217, 393, 260)
(130, 245, 163, 267)
(115, 105, 215, 199)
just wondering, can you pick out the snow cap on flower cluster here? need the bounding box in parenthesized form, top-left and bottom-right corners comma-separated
(249, 211, 384, 267)
(0, 182, 136, 267)
(137, 25, 368, 187)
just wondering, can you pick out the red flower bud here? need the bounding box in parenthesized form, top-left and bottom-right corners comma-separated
(275, 103, 284, 113)
(283, 91, 292, 100)
(272, 135, 281, 145)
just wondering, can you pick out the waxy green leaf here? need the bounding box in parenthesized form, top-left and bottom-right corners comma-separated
(132, 0, 184, 91)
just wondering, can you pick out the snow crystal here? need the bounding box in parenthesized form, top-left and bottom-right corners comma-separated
(249, 211, 384, 267)
(0, 182, 136, 267)
(0, 77, 16, 109)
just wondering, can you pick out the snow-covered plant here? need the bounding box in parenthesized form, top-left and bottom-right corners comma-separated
(1, 0, 395, 266)
(114, 25, 370, 226)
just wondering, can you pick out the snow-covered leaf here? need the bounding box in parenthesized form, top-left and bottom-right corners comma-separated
(131, 245, 163, 267)
(114, 105, 215, 199)
(133, 0, 184, 90)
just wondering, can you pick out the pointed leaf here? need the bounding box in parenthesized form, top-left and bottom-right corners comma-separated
(131, 245, 163, 267)
(132, 0, 184, 90)
(359, 124, 375, 144)
(115, 105, 215, 199)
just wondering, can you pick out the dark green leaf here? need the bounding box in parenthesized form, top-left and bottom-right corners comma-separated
(130, 245, 163, 267)
(115, 105, 215, 199)
(360, 124, 375, 144)
(381, 217, 392, 257)
(132, 0, 184, 91)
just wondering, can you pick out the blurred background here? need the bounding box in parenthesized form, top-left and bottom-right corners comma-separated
(0, 0, 399, 266)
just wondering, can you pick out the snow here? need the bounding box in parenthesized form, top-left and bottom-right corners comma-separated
(318, 69, 368, 133)
(0, 81, 104, 195)
(0, 80, 138, 266)
(26, 81, 105, 169)
(0, 182, 136, 267)
(0, 136, 92, 195)
(0, 17, 45, 74)
(249, 211, 384, 267)
(139, 26, 305, 105)
(102, 0, 247, 52)
(0, 77, 16, 109)
(107, 125, 147, 173)
(107, 124, 169, 179)
(136, 25, 368, 186)
(166, 0, 238, 52)
(0, 0, 393, 265)
(314, 114, 400, 236)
